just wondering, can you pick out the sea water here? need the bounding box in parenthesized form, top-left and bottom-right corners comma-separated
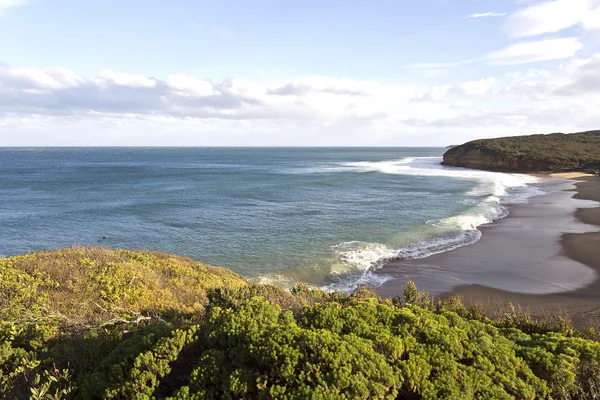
(0, 147, 542, 290)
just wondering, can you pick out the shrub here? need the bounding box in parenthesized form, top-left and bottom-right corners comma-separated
(1, 249, 600, 399)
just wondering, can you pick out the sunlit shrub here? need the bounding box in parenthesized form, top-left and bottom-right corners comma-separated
(1, 249, 600, 399)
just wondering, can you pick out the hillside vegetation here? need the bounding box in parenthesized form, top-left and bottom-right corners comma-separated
(443, 131, 600, 172)
(1, 248, 600, 399)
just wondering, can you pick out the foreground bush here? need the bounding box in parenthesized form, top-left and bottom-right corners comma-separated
(1, 249, 599, 399)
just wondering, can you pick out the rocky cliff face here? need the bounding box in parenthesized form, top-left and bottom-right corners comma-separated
(442, 145, 553, 172)
(442, 131, 600, 173)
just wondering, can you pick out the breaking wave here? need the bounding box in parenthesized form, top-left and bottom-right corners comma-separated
(260, 157, 543, 293)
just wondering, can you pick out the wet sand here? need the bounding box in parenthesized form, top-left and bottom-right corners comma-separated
(375, 176, 600, 326)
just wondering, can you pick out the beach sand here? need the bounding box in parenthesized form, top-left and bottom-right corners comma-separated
(375, 176, 600, 328)
(550, 172, 596, 179)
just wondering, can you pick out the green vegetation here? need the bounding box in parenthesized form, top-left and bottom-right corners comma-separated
(0, 247, 246, 327)
(2, 248, 600, 399)
(443, 131, 600, 172)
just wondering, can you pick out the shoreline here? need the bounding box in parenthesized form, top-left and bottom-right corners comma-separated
(375, 176, 600, 326)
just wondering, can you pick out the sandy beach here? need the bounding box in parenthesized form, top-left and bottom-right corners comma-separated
(375, 176, 600, 328)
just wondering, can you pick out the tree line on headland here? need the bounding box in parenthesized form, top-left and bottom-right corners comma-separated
(443, 131, 600, 173)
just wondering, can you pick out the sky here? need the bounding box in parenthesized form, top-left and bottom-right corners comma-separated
(1, 0, 600, 146)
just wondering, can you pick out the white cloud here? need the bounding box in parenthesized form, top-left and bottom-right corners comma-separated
(0, 0, 27, 16)
(467, 12, 507, 18)
(485, 37, 583, 65)
(405, 60, 476, 77)
(581, 6, 600, 31)
(542, 53, 600, 96)
(406, 61, 472, 70)
(498, 53, 600, 106)
(0, 66, 82, 91)
(165, 73, 213, 96)
(2, 61, 600, 145)
(0, 65, 504, 125)
(0, 0, 27, 7)
(94, 70, 156, 88)
(267, 76, 372, 96)
(457, 78, 496, 96)
(407, 37, 583, 76)
(412, 0, 596, 76)
(505, 0, 600, 37)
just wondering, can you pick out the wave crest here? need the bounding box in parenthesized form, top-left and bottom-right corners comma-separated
(265, 157, 543, 293)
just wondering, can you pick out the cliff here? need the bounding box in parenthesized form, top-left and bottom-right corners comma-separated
(443, 130, 600, 172)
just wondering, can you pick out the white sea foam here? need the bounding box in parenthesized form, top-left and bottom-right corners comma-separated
(254, 274, 297, 287)
(313, 157, 544, 292)
(338, 156, 542, 219)
(300, 157, 541, 202)
(309, 242, 396, 292)
(332, 241, 398, 273)
(324, 271, 394, 293)
(340, 157, 535, 183)
(263, 157, 544, 293)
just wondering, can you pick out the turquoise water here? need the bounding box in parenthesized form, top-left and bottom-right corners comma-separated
(0, 147, 540, 290)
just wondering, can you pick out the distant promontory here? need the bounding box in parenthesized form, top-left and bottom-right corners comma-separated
(443, 130, 600, 173)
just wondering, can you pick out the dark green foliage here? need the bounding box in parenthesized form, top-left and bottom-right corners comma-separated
(79, 323, 199, 399)
(175, 297, 399, 399)
(444, 131, 600, 172)
(5, 294, 600, 399)
(2, 249, 600, 399)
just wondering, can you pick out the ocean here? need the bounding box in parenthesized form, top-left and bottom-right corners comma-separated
(0, 147, 542, 291)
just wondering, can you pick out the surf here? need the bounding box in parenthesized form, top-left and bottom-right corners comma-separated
(261, 157, 543, 292)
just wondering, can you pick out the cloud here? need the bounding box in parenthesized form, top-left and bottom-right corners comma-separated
(94, 70, 157, 89)
(399, 105, 580, 130)
(400, 58, 600, 131)
(164, 73, 213, 96)
(0, 67, 387, 121)
(0, 64, 511, 127)
(581, 7, 600, 31)
(405, 60, 476, 77)
(406, 61, 472, 70)
(504, 53, 600, 98)
(0, 67, 83, 91)
(0, 0, 27, 7)
(505, 0, 600, 37)
(412, 0, 595, 76)
(485, 37, 583, 65)
(2, 59, 600, 146)
(0, 0, 27, 16)
(266, 76, 369, 97)
(408, 38, 583, 76)
(484, 51, 600, 137)
(467, 12, 507, 18)
(456, 78, 496, 96)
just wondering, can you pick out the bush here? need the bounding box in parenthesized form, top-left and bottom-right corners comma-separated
(2, 249, 600, 399)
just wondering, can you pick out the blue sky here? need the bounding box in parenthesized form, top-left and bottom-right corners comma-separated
(1, 0, 600, 146)
(2, 0, 508, 79)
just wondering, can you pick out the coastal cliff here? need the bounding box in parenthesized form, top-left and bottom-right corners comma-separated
(443, 130, 600, 172)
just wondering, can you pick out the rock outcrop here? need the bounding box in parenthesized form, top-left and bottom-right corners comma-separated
(443, 131, 600, 172)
